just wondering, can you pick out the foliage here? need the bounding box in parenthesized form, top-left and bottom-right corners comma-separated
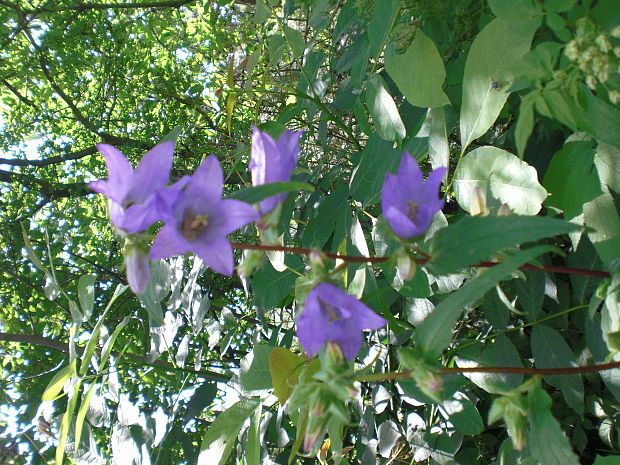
(0, 0, 619, 464)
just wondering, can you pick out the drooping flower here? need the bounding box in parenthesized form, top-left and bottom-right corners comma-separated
(149, 155, 259, 276)
(295, 283, 387, 360)
(89, 142, 175, 234)
(381, 153, 447, 239)
(250, 127, 302, 215)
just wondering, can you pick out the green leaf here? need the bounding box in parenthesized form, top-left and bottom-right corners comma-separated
(240, 344, 274, 391)
(460, 17, 540, 150)
(269, 347, 306, 404)
(426, 216, 578, 276)
(283, 25, 304, 58)
(366, 74, 406, 142)
(197, 398, 261, 465)
(454, 146, 548, 215)
(595, 143, 620, 193)
(245, 404, 262, 465)
(417, 245, 557, 356)
(544, 0, 577, 12)
(384, 30, 449, 109)
(543, 141, 602, 219)
(444, 395, 484, 435)
(302, 185, 349, 248)
(254, 0, 270, 23)
(488, 0, 542, 20)
(428, 107, 449, 173)
(228, 181, 314, 204)
(527, 384, 580, 465)
(158, 126, 182, 143)
(531, 325, 584, 416)
(515, 91, 537, 158)
(593, 455, 620, 465)
(41, 363, 74, 401)
(367, 0, 399, 57)
(184, 383, 218, 422)
(349, 135, 402, 206)
(584, 193, 620, 268)
(77, 274, 95, 321)
(585, 92, 620, 150)
(251, 255, 305, 309)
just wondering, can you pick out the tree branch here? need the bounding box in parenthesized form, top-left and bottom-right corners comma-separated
(0, 146, 97, 167)
(0, 331, 231, 382)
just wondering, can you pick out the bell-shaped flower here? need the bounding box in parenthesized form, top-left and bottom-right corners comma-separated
(89, 142, 174, 234)
(124, 243, 151, 294)
(295, 283, 387, 360)
(149, 155, 259, 276)
(381, 153, 447, 239)
(250, 127, 302, 215)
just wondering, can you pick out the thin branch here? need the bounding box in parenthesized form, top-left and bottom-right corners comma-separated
(357, 360, 620, 382)
(0, 146, 97, 167)
(230, 242, 611, 278)
(0, 331, 231, 382)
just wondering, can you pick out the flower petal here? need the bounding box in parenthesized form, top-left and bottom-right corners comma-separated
(125, 247, 151, 294)
(250, 128, 277, 187)
(129, 141, 174, 202)
(149, 224, 191, 259)
(95, 144, 133, 203)
(184, 155, 223, 202)
(217, 199, 260, 235)
(194, 236, 233, 276)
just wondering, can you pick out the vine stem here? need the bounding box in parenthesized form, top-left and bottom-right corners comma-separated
(357, 360, 620, 382)
(230, 242, 611, 278)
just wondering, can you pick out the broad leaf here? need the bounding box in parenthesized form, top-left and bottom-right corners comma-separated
(197, 398, 261, 465)
(426, 216, 579, 276)
(385, 30, 449, 109)
(454, 146, 548, 215)
(366, 74, 406, 142)
(417, 245, 557, 356)
(460, 17, 539, 150)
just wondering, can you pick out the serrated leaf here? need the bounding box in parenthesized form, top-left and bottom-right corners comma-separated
(595, 143, 620, 193)
(228, 181, 314, 204)
(515, 91, 537, 158)
(443, 395, 484, 435)
(426, 216, 579, 276)
(584, 193, 620, 268)
(283, 25, 304, 58)
(460, 17, 540, 150)
(385, 30, 449, 109)
(454, 146, 547, 215)
(251, 255, 305, 309)
(417, 245, 557, 356)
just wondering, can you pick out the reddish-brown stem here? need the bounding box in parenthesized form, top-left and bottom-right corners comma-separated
(358, 360, 620, 382)
(230, 242, 611, 278)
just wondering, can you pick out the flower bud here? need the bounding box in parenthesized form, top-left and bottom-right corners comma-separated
(237, 249, 264, 279)
(396, 248, 416, 282)
(497, 203, 512, 216)
(324, 341, 346, 367)
(489, 395, 528, 451)
(469, 187, 488, 216)
(125, 242, 151, 294)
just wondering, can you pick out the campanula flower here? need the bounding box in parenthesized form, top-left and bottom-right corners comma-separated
(295, 283, 387, 360)
(89, 142, 174, 234)
(381, 153, 447, 239)
(149, 155, 259, 276)
(124, 243, 151, 294)
(250, 127, 302, 215)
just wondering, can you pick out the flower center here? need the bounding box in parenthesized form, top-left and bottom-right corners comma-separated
(406, 201, 419, 220)
(318, 297, 342, 322)
(181, 210, 209, 241)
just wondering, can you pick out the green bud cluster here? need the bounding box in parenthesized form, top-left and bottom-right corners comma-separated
(287, 342, 358, 455)
(564, 18, 619, 101)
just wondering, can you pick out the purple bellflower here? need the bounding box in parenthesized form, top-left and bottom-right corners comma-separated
(149, 155, 259, 276)
(250, 127, 302, 215)
(295, 283, 387, 360)
(89, 142, 174, 234)
(381, 153, 447, 239)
